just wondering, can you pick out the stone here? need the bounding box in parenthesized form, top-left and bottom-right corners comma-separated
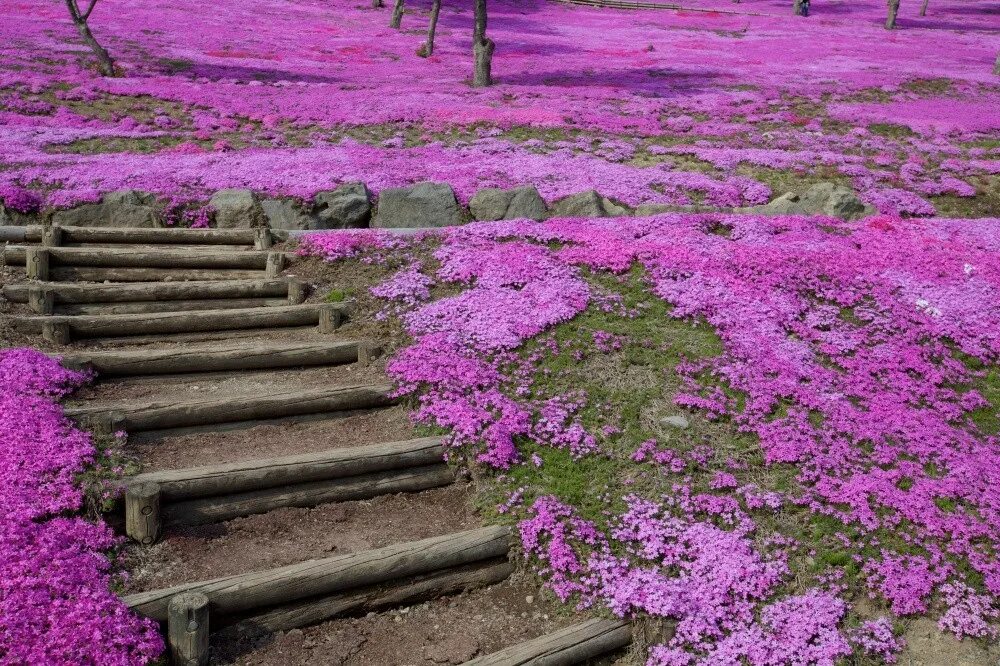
(660, 415, 690, 429)
(262, 198, 316, 231)
(209, 188, 264, 228)
(313, 182, 371, 229)
(374, 181, 463, 228)
(750, 182, 875, 221)
(469, 185, 547, 221)
(549, 189, 633, 218)
(52, 190, 161, 228)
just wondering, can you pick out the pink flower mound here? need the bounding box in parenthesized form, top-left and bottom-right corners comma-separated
(312, 210, 1000, 660)
(0, 349, 163, 664)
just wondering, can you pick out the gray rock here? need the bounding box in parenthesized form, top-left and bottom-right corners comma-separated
(469, 185, 547, 221)
(549, 190, 633, 218)
(374, 181, 463, 228)
(52, 190, 161, 228)
(749, 183, 875, 221)
(660, 415, 691, 430)
(209, 188, 264, 228)
(313, 182, 371, 229)
(262, 198, 316, 231)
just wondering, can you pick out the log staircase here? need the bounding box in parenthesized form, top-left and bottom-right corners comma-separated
(1, 225, 631, 665)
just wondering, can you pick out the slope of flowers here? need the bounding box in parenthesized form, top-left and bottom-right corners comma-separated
(1, 0, 998, 214)
(0, 349, 163, 664)
(301, 211, 1000, 663)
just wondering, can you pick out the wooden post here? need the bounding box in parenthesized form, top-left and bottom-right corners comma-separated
(42, 321, 71, 345)
(25, 248, 50, 281)
(265, 252, 285, 278)
(358, 341, 383, 367)
(126, 482, 162, 545)
(168, 592, 210, 666)
(318, 305, 343, 333)
(28, 286, 54, 315)
(41, 225, 63, 247)
(287, 280, 308, 304)
(253, 228, 273, 251)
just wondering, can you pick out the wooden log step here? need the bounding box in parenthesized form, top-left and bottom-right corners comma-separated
(65, 383, 394, 431)
(64, 243, 254, 252)
(128, 436, 444, 499)
(54, 298, 291, 315)
(3, 279, 292, 304)
(463, 619, 632, 666)
(23, 226, 259, 245)
(51, 267, 267, 283)
(229, 559, 513, 633)
(164, 464, 454, 525)
(60, 340, 360, 376)
(3, 246, 272, 269)
(123, 525, 513, 621)
(13, 303, 344, 339)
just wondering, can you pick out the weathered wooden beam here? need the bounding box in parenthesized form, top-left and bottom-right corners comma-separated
(123, 526, 513, 621)
(25, 247, 49, 280)
(164, 464, 454, 525)
(65, 383, 395, 431)
(462, 619, 632, 666)
(14, 303, 346, 338)
(23, 225, 259, 245)
(229, 559, 514, 633)
(50, 267, 267, 282)
(54, 297, 291, 316)
(60, 340, 361, 376)
(4, 246, 272, 269)
(3, 279, 291, 304)
(128, 436, 444, 499)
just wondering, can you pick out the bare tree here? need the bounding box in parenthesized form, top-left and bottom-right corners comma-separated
(417, 0, 442, 57)
(373, 0, 384, 7)
(472, 0, 494, 86)
(995, 53, 1000, 75)
(792, 0, 805, 15)
(885, 0, 901, 28)
(919, 0, 929, 15)
(390, 0, 405, 28)
(64, 0, 115, 76)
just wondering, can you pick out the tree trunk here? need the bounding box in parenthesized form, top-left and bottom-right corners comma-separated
(65, 1, 116, 76)
(420, 0, 442, 57)
(389, 0, 405, 28)
(472, 0, 494, 87)
(792, 0, 804, 15)
(919, 0, 928, 15)
(373, 0, 383, 7)
(885, 0, 900, 28)
(994, 53, 1000, 76)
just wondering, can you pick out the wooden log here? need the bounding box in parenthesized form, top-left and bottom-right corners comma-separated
(25, 247, 49, 280)
(49, 267, 266, 282)
(55, 297, 290, 316)
(3, 279, 290, 304)
(3, 246, 269, 269)
(27, 286, 54, 314)
(125, 482, 162, 544)
(15, 303, 345, 338)
(41, 225, 63, 247)
(42, 321, 71, 345)
(167, 592, 209, 666)
(163, 464, 454, 525)
(357, 341, 384, 367)
(265, 252, 285, 278)
(60, 340, 360, 376)
(65, 383, 395, 431)
(128, 436, 443, 499)
(230, 559, 513, 633)
(463, 619, 632, 666)
(123, 525, 513, 621)
(65, 243, 253, 252)
(24, 225, 258, 245)
(317, 304, 343, 333)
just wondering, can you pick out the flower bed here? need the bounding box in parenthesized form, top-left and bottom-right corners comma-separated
(301, 211, 1000, 664)
(0, 349, 162, 664)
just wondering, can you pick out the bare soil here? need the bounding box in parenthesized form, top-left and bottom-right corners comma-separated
(125, 484, 478, 593)
(211, 574, 598, 666)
